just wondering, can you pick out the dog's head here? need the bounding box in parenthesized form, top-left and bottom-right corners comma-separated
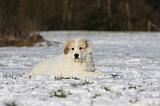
(64, 38, 92, 62)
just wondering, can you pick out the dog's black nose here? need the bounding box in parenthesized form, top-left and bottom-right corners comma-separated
(74, 53, 79, 59)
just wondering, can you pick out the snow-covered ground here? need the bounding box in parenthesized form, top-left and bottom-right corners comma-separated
(0, 31, 160, 106)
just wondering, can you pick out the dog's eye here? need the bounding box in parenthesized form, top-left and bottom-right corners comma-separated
(79, 47, 83, 50)
(71, 48, 74, 50)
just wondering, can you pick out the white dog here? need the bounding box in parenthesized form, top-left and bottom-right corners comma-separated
(30, 38, 102, 77)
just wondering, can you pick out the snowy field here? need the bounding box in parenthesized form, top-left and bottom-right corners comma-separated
(0, 31, 160, 106)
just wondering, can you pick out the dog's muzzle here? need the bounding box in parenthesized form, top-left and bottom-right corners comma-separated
(74, 53, 84, 62)
(74, 53, 79, 59)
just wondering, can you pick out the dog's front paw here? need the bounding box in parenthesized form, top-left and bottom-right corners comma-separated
(84, 63, 95, 72)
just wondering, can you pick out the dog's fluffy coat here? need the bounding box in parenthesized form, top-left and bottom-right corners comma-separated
(30, 38, 101, 77)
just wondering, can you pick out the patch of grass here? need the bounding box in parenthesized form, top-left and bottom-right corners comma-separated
(129, 97, 139, 104)
(128, 86, 137, 89)
(70, 83, 78, 87)
(71, 77, 80, 80)
(4, 101, 17, 106)
(29, 74, 32, 79)
(110, 73, 120, 78)
(0, 34, 44, 47)
(2, 73, 24, 79)
(81, 79, 93, 85)
(0, 64, 7, 67)
(137, 89, 145, 93)
(70, 79, 93, 87)
(54, 76, 71, 80)
(54, 76, 81, 81)
(102, 86, 122, 96)
(50, 89, 68, 98)
(92, 94, 101, 99)
(103, 86, 111, 91)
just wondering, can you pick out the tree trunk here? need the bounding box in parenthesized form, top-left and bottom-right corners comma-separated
(63, 0, 72, 29)
(97, 0, 101, 8)
(107, 0, 112, 28)
(124, 0, 131, 31)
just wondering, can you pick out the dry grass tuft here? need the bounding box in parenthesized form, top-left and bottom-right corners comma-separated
(0, 34, 44, 47)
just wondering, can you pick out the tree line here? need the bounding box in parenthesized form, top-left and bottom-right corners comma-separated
(0, 0, 160, 38)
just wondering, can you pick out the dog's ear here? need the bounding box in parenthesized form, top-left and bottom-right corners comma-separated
(85, 40, 89, 48)
(64, 46, 69, 55)
(64, 40, 72, 55)
(85, 40, 92, 53)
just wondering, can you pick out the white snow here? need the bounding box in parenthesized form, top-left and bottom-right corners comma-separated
(0, 31, 160, 106)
